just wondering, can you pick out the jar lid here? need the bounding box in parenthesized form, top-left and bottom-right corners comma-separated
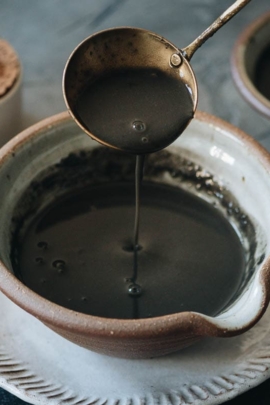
(0, 39, 20, 97)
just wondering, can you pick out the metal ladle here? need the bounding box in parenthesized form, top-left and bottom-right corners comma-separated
(63, 0, 251, 154)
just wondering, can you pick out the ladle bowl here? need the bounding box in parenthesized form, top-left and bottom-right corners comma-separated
(63, 27, 197, 154)
(63, 0, 251, 154)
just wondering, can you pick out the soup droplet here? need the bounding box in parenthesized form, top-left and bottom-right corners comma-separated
(128, 283, 142, 297)
(52, 259, 66, 274)
(122, 243, 142, 253)
(132, 120, 146, 132)
(37, 241, 48, 250)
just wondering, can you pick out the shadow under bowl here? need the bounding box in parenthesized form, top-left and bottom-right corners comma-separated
(0, 111, 270, 359)
(231, 11, 270, 118)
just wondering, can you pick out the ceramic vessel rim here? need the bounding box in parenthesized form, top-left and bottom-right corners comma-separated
(0, 41, 22, 106)
(0, 111, 270, 339)
(0, 67, 22, 106)
(231, 11, 270, 118)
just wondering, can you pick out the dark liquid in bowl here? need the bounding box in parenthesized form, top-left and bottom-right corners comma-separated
(75, 68, 194, 154)
(254, 44, 270, 100)
(14, 181, 245, 319)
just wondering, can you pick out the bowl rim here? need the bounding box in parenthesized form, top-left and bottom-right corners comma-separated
(0, 110, 270, 340)
(231, 11, 270, 118)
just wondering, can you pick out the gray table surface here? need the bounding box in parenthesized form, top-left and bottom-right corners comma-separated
(0, 0, 270, 404)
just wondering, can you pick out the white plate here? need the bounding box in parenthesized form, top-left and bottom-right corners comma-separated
(0, 291, 270, 405)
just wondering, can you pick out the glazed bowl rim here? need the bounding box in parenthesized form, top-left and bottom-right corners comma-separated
(0, 110, 270, 339)
(231, 11, 270, 118)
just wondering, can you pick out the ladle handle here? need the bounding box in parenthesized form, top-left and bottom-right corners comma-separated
(182, 0, 252, 60)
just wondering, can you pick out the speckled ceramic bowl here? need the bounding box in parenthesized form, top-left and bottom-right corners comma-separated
(0, 111, 270, 359)
(231, 12, 270, 118)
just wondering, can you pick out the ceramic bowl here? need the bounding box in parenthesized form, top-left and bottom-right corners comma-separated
(0, 111, 270, 359)
(231, 12, 270, 118)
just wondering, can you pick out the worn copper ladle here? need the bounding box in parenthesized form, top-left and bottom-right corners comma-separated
(63, 0, 251, 154)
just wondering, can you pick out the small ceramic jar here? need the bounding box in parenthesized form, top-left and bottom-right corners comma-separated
(0, 39, 22, 147)
(231, 12, 270, 118)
